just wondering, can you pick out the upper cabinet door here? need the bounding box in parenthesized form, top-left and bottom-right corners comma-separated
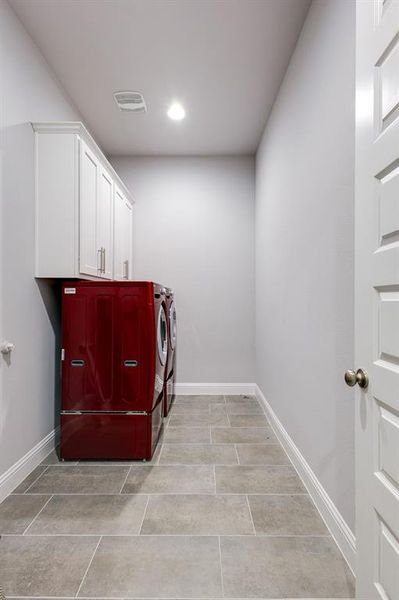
(123, 200, 133, 280)
(114, 185, 133, 280)
(97, 166, 114, 280)
(79, 140, 100, 277)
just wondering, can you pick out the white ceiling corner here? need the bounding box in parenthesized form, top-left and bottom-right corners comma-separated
(9, 0, 311, 156)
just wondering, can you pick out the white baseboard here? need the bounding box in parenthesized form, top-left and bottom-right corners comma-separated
(255, 384, 356, 575)
(0, 428, 57, 503)
(175, 382, 256, 395)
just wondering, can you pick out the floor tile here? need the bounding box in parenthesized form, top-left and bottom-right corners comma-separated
(122, 465, 215, 493)
(159, 443, 238, 465)
(210, 403, 228, 417)
(220, 536, 355, 597)
(141, 494, 254, 535)
(79, 535, 223, 597)
(149, 439, 163, 464)
(236, 443, 290, 465)
(168, 411, 229, 426)
(216, 465, 305, 493)
(12, 466, 47, 493)
(163, 426, 211, 443)
(0, 535, 99, 597)
(211, 426, 277, 444)
(27, 494, 148, 535)
(248, 494, 329, 535)
(226, 402, 265, 415)
(26, 465, 130, 494)
(224, 394, 256, 402)
(175, 394, 225, 404)
(41, 448, 78, 466)
(0, 494, 50, 534)
(171, 404, 212, 415)
(228, 414, 270, 427)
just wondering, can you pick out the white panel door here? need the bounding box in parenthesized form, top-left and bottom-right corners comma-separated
(97, 166, 113, 279)
(355, 2, 399, 598)
(79, 139, 100, 277)
(114, 185, 133, 280)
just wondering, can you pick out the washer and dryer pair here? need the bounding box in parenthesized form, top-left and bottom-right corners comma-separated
(60, 281, 176, 461)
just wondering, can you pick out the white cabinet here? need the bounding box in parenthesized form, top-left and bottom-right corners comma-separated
(114, 185, 133, 280)
(97, 166, 114, 280)
(33, 122, 133, 280)
(79, 140, 114, 279)
(79, 140, 100, 277)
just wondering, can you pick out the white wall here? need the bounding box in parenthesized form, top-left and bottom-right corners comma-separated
(110, 156, 256, 384)
(0, 0, 80, 478)
(255, 0, 355, 530)
(1, 0, 354, 542)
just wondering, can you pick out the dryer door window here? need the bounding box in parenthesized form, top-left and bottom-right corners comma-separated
(169, 301, 177, 350)
(157, 305, 168, 366)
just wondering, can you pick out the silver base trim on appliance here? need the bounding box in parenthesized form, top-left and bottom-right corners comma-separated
(61, 410, 148, 416)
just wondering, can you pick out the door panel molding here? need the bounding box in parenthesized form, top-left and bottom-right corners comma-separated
(355, 2, 399, 596)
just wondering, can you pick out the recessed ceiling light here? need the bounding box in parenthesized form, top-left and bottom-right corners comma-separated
(167, 103, 186, 121)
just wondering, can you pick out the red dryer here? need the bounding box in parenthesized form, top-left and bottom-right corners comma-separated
(60, 281, 168, 461)
(163, 287, 177, 416)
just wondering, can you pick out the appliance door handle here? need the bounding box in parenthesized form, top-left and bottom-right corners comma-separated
(102, 247, 106, 273)
(123, 260, 129, 279)
(124, 360, 138, 367)
(71, 359, 85, 367)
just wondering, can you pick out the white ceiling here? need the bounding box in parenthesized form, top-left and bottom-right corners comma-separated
(10, 0, 310, 156)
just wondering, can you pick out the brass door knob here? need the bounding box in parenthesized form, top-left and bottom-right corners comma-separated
(344, 368, 369, 389)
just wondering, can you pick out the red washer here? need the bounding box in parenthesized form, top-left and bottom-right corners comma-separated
(60, 281, 168, 461)
(163, 288, 177, 417)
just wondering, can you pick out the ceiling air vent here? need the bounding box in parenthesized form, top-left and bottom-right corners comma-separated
(113, 91, 147, 113)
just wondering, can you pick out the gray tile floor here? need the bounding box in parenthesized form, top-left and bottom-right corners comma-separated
(0, 394, 355, 598)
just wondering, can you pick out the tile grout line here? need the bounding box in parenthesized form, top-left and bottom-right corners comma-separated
(233, 444, 240, 465)
(11, 492, 309, 497)
(152, 438, 281, 442)
(23, 465, 50, 493)
(22, 494, 54, 535)
(75, 535, 102, 598)
(6, 532, 332, 538)
(154, 444, 162, 465)
(157, 442, 165, 464)
(3, 597, 352, 600)
(213, 464, 217, 494)
(218, 535, 225, 598)
(119, 466, 132, 494)
(138, 495, 151, 535)
(245, 494, 257, 535)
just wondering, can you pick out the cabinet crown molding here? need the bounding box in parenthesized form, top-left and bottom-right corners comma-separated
(31, 121, 134, 204)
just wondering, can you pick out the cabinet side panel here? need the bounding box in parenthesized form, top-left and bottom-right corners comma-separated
(125, 200, 133, 280)
(35, 133, 76, 277)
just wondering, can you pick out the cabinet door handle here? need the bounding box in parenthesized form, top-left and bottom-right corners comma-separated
(123, 259, 129, 279)
(102, 248, 106, 273)
(97, 248, 102, 273)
